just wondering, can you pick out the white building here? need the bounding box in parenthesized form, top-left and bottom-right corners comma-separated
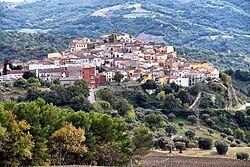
(169, 76, 189, 87)
(28, 61, 59, 70)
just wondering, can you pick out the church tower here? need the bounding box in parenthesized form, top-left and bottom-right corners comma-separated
(113, 28, 118, 43)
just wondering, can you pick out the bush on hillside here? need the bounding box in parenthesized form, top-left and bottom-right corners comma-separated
(205, 118, 215, 127)
(168, 113, 176, 122)
(220, 133, 227, 139)
(235, 139, 241, 145)
(165, 140, 175, 153)
(185, 129, 196, 139)
(187, 115, 198, 125)
(230, 143, 238, 147)
(153, 137, 166, 150)
(198, 137, 212, 150)
(165, 125, 177, 136)
(142, 80, 157, 90)
(224, 128, 233, 136)
(178, 121, 185, 129)
(234, 128, 246, 140)
(208, 129, 214, 136)
(236, 152, 249, 160)
(175, 142, 185, 153)
(201, 114, 210, 120)
(187, 140, 198, 148)
(228, 136, 234, 143)
(215, 140, 228, 155)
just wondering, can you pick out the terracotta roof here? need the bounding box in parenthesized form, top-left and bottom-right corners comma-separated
(96, 74, 106, 77)
(8, 70, 28, 74)
(91, 49, 103, 53)
(83, 66, 95, 69)
(170, 76, 180, 79)
(79, 55, 99, 59)
(39, 68, 62, 73)
(120, 61, 130, 65)
(113, 57, 123, 61)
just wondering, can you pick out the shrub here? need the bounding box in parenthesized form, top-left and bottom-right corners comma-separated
(185, 129, 196, 139)
(242, 138, 249, 144)
(205, 118, 215, 126)
(178, 121, 185, 129)
(187, 115, 198, 125)
(145, 114, 165, 129)
(168, 113, 176, 122)
(230, 143, 238, 147)
(165, 140, 175, 153)
(228, 136, 234, 143)
(220, 133, 227, 139)
(234, 128, 246, 140)
(201, 114, 210, 120)
(236, 152, 249, 160)
(215, 140, 228, 155)
(235, 139, 241, 145)
(192, 136, 199, 140)
(198, 137, 212, 150)
(14, 77, 28, 88)
(173, 136, 188, 143)
(173, 136, 189, 147)
(155, 130, 166, 138)
(208, 129, 214, 136)
(224, 128, 233, 136)
(187, 140, 198, 148)
(142, 80, 157, 90)
(153, 137, 166, 149)
(175, 142, 185, 153)
(100, 101, 111, 110)
(165, 125, 177, 136)
(211, 125, 221, 131)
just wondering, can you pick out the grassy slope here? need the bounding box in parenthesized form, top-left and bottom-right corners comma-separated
(169, 118, 248, 147)
(157, 117, 250, 159)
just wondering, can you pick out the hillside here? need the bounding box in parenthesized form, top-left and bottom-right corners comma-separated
(0, 31, 73, 63)
(0, 0, 249, 56)
(1, 74, 250, 166)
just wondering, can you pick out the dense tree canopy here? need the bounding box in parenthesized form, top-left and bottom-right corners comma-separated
(0, 99, 133, 166)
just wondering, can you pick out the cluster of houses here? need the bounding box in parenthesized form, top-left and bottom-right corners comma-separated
(0, 30, 219, 88)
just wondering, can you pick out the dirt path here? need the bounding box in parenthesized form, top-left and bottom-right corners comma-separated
(140, 151, 250, 167)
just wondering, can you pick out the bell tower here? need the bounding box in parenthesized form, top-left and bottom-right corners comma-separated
(113, 28, 118, 43)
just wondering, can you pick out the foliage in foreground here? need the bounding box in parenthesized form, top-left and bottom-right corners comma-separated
(0, 99, 153, 166)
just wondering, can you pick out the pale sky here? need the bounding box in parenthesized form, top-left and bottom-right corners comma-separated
(0, 0, 24, 2)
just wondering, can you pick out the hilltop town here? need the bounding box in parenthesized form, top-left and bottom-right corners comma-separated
(0, 30, 219, 87)
(1, 31, 250, 167)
